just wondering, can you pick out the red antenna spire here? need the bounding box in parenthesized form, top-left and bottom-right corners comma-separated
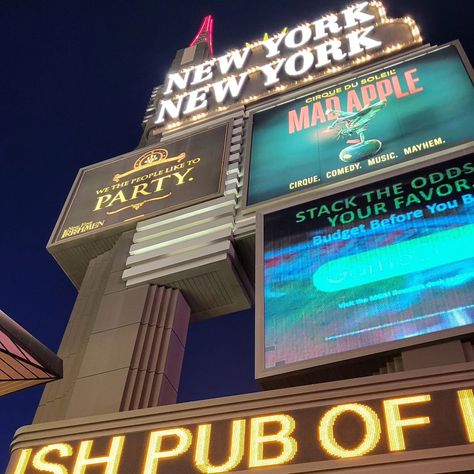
(190, 15, 214, 56)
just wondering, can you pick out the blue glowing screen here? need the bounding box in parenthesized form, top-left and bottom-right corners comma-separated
(263, 157, 474, 369)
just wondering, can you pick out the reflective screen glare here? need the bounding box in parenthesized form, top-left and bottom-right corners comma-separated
(263, 158, 474, 369)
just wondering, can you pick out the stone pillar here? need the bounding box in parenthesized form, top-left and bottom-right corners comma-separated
(34, 231, 190, 422)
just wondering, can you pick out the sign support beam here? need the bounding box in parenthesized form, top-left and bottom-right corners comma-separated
(35, 231, 190, 422)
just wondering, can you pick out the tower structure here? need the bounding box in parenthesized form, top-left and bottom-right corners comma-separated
(190, 15, 214, 56)
(6, 2, 474, 473)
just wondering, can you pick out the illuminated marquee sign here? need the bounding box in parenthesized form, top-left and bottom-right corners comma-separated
(155, 1, 422, 130)
(258, 156, 474, 376)
(52, 124, 228, 244)
(246, 43, 474, 206)
(11, 387, 474, 473)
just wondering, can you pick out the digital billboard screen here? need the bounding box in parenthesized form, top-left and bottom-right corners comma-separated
(260, 157, 474, 374)
(247, 44, 474, 206)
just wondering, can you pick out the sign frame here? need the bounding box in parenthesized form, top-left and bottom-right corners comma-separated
(242, 41, 474, 215)
(47, 122, 232, 249)
(255, 143, 474, 382)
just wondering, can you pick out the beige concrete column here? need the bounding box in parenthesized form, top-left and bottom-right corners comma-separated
(34, 231, 190, 422)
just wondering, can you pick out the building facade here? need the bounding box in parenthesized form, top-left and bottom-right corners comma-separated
(7, 2, 474, 472)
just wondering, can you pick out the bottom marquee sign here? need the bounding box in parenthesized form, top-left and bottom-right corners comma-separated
(10, 387, 474, 473)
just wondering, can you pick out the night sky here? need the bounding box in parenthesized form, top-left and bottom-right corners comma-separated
(0, 0, 472, 470)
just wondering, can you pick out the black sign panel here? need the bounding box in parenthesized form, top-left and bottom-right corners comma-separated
(53, 124, 229, 243)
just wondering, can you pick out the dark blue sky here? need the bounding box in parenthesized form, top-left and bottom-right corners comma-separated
(0, 0, 472, 470)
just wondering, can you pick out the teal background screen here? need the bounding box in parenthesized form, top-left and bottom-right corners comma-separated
(249, 46, 474, 205)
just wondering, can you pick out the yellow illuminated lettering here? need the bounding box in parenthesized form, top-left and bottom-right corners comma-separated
(150, 175, 172, 192)
(107, 190, 127, 207)
(458, 389, 474, 442)
(32, 443, 73, 474)
(248, 414, 297, 468)
(131, 183, 151, 200)
(93, 194, 112, 211)
(194, 420, 245, 473)
(72, 436, 124, 474)
(318, 403, 381, 458)
(142, 428, 192, 474)
(383, 394, 431, 451)
(174, 168, 194, 185)
(13, 449, 32, 474)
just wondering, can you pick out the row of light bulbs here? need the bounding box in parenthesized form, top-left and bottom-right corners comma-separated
(174, 1, 397, 77)
(165, 17, 421, 107)
(162, 2, 423, 131)
(164, 39, 422, 130)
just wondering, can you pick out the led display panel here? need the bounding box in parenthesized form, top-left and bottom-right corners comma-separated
(9, 386, 474, 473)
(247, 44, 474, 206)
(261, 156, 474, 373)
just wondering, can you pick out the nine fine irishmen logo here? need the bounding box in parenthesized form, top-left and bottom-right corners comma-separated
(93, 147, 200, 216)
